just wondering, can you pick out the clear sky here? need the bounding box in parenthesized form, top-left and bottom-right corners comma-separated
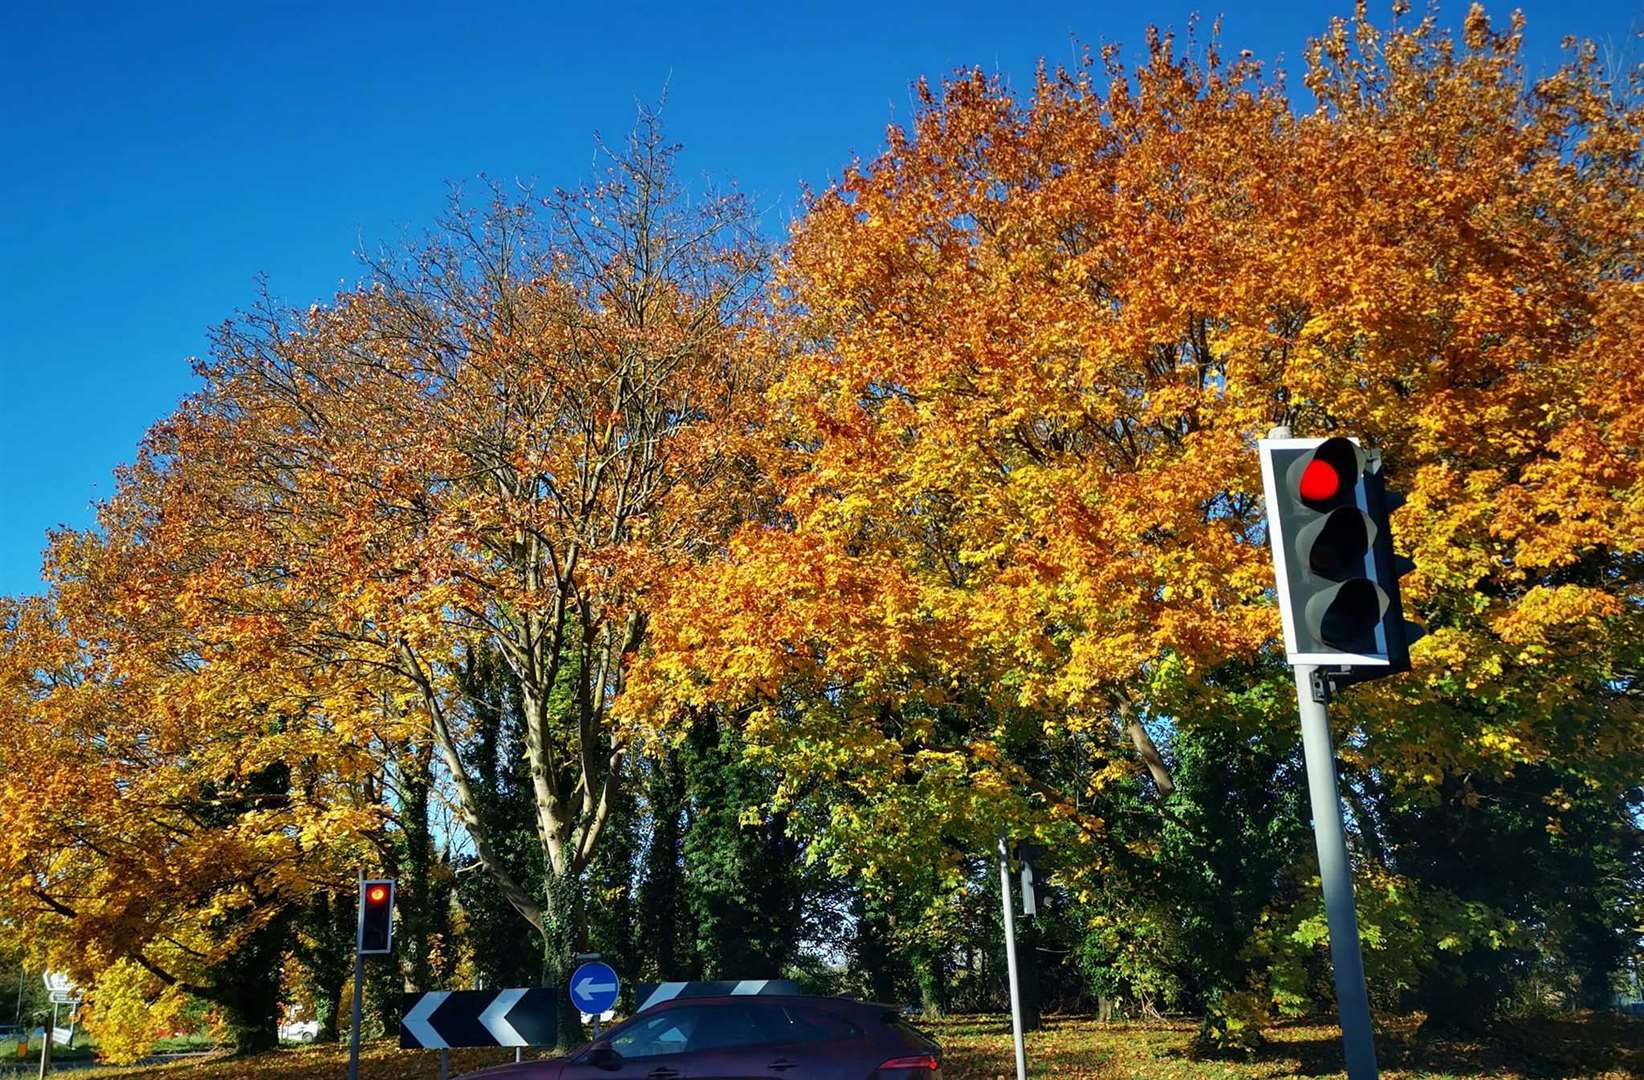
(2, 1, 1638, 597)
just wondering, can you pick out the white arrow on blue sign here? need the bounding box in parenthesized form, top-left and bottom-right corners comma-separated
(569, 961, 620, 1016)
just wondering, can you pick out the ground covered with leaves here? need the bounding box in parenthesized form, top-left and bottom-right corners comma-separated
(65, 1013, 1641, 1079)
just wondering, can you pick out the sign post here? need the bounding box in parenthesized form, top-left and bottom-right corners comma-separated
(36, 974, 77, 1080)
(996, 832, 1027, 1080)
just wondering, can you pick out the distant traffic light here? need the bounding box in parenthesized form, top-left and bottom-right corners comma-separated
(359, 878, 395, 955)
(1259, 435, 1420, 676)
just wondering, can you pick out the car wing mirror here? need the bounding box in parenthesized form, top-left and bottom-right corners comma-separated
(586, 1043, 621, 1069)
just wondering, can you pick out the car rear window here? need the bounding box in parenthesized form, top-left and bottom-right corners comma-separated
(785, 1005, 863, 1041)
(885, 1014, 939, 1050)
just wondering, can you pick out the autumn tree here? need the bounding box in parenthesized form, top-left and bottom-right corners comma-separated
(631, 2, 1644, 1027)
(0, 497, 374, 1053)
(142, 109, 772, 1044)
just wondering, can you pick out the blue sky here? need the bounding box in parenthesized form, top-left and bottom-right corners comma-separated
(2, 1, 1638, 597)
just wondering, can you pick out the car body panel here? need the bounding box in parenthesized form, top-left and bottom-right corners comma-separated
(483, 997, 939, 1080)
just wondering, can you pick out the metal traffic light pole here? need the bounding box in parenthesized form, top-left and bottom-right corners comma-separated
(1293, 666, 1379, 1080)
(1261, 425, 1384, 1080)
(347, 872, 365, 1080)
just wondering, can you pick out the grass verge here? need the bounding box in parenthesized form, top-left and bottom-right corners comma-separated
(70, 1012, 1641, 1079)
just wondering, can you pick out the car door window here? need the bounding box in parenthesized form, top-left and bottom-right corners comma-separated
(608, 1007, 705, 1058)
(747, 1004, 838, 1044)
(678, 1004, 771, 1052)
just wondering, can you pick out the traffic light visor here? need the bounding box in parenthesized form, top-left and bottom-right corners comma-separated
(1305, 578, 1390, 651)
(1297, 506, 1379, 579)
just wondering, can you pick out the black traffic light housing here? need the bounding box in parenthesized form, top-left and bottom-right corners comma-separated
(1332, 449, 1423, 688)
(1259, 435, 1420, 680)
(359, 878, 395, 955)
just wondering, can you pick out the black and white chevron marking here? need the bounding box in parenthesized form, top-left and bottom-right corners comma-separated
(399, 989, 559, 1048)
(635, 979, 803, 1013)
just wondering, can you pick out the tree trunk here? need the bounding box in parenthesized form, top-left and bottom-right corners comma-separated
(293, 888, 353, 1044)
(911, 946, 949, 1018)
(541, 867, 584, 1050)
(205, 908, 289, 1055)
(315, 979, 343, 1044)
(638, 751, 690, 980)
(1122, 703, 1175, 798)
(401, 734, 437, 992)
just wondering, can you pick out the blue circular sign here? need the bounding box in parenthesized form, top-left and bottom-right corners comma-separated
(569, 961, 620, 1015)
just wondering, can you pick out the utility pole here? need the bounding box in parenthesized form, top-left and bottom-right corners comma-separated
(996, 831, 1027, 1080)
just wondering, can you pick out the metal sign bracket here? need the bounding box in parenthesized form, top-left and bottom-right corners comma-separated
(1310, 667, 1334, 704)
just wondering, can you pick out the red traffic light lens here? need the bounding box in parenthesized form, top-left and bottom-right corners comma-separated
(1298, 459, 1341, 502)
(367, 885, 388, 904)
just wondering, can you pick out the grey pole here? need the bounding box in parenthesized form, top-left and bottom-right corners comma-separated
(996, 831, 1028, 1080)
(37, 1002, 54, 1080)
(1293, 665, 1379, 1080)
(347, 874, 365, 1080)
(439, 1047, 449, 1080)
(345, 951, 365, 1080)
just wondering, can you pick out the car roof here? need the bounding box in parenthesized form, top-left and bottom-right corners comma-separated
(642, 994, 889, 1013)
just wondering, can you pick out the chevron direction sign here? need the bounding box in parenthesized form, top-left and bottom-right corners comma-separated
(399, 989, 559, 1048)
(635, 979, 803, 1013)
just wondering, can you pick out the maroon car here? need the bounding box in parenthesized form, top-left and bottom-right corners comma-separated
(459, 995, 941, 1080)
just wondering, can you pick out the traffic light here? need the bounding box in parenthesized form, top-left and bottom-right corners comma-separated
(359, 878, 395, 955)
(1259, 435, 1420, 677)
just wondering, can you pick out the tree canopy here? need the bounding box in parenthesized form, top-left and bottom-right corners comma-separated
(1, 3, 1639, 1059)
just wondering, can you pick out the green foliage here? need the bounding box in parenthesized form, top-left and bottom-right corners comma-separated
(681, 713, 808, 979)
(1196, 989, 1271, 1058)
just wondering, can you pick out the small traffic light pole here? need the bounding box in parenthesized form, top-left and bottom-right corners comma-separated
(347, 873, 365, 1080)
(1293, 666, 1379, 1080)
(348, 876, 396, 1080)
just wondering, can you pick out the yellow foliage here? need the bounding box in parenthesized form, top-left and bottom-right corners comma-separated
(82, 961, 183, 1066)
